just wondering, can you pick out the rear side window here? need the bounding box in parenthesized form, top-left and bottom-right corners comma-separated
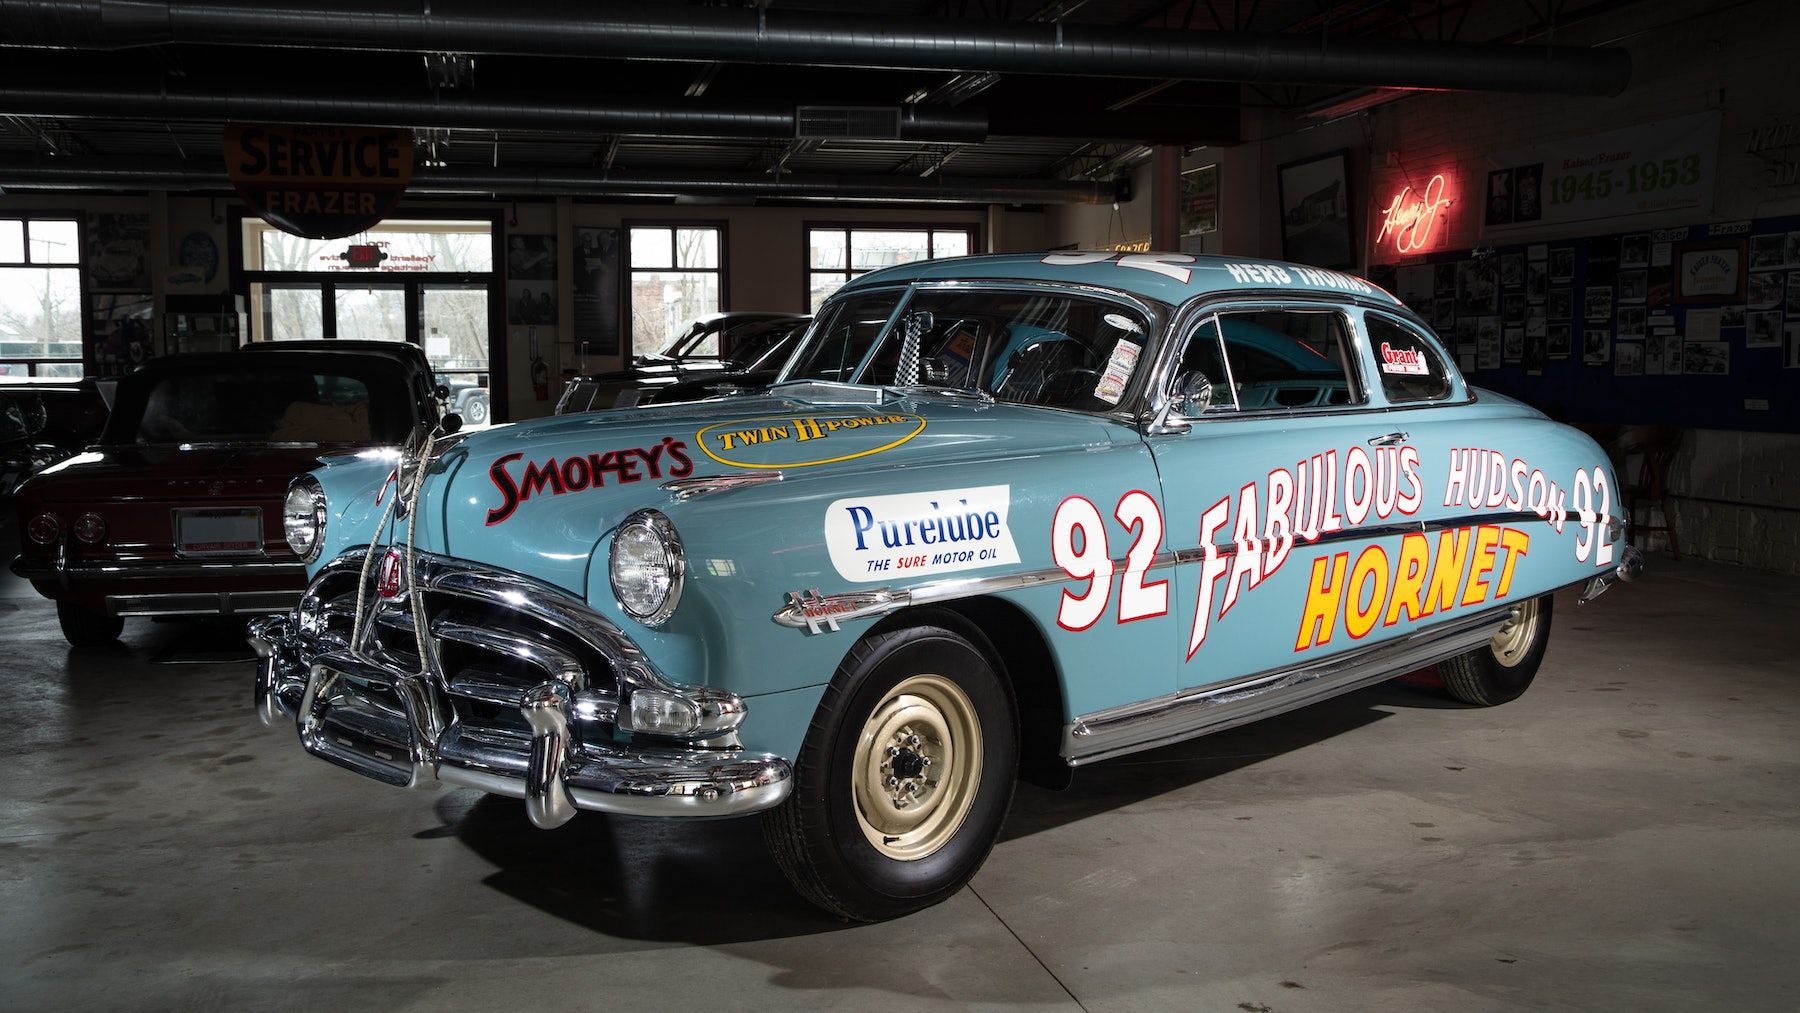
(1364, 313, 1453, 403)
(1214, 309, 1363, 411)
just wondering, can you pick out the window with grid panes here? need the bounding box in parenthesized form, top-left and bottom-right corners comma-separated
(806, 226, 974, 311)
(628, 225, 725, 355)
(0, 218, 85, 378)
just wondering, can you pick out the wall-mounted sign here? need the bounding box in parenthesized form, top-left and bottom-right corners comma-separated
(342, 243, 387, 269)
(1742, 118, 1800, 191)
(1180, 164, 1218, 237)
(1483, 111, 1720, 233)
(224, 124, 413, 240)
(1374, 173, 1455, 256)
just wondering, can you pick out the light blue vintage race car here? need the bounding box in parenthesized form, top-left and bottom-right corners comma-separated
(252, 252, 1643, 920)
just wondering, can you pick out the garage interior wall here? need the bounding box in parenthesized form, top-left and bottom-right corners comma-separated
(1045, 0, 1800, 573)
(0, 188, 1045, 421)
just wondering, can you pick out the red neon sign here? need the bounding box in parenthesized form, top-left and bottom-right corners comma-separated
(1376, 173, 1454, 254)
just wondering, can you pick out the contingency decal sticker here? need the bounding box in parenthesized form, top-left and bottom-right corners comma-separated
(1092, 340, 1142, 405)
(696, 413, 926, 469)
(485, 438, 693, 525)
(1378, 341, 1431, 375)
(824, 485, 1020, 583)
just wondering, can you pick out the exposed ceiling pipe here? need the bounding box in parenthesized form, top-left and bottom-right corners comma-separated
(0, 0, 1633, 96)
(0, 82, 988, 143)
(0, 157, 1122, 204)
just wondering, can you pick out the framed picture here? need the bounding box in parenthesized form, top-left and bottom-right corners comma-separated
(1180, 164, 1219, 238)
(1675, 239, 1747, 304)
(1277, 149, 1355, 270)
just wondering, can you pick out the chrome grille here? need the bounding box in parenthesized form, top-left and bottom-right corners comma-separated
(296, 552, 621, 742)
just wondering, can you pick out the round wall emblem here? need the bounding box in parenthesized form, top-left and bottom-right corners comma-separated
(377, 548, 406, 599)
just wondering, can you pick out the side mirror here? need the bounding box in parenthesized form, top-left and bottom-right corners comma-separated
(438, 412, 463, 436)
(433, 383, 452, 403)
(1171, 370, 1215, 417)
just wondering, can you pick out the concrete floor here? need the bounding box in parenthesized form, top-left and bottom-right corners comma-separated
(1, 539, 1795, 1012)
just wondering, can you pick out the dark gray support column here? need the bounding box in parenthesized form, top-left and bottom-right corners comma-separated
(1150, 145, 1182, 253)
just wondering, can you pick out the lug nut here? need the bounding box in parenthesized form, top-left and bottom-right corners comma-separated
(886, 776, 899, 788)
(907, 734, 920, 747)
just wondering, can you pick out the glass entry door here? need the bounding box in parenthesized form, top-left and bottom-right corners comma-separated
(421, 284, 492, 427)
(334, 283, 408, 343)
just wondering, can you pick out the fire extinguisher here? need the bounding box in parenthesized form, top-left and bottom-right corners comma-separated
(529, 326, 550, 401)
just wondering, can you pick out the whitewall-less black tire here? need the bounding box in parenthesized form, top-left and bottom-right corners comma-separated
(1440, 594, 1554, 706)
(762, 612, 1018, 921)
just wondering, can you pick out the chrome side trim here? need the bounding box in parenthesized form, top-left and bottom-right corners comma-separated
(1062, 605, 1516, 766)
(662, 471, 785, 501)
(770, 510, 1577, 634)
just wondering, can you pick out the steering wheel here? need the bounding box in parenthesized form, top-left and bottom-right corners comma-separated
(1038, 366, 1101, 404)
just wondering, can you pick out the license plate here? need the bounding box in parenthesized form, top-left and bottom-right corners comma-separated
(174, 507, 263, 557)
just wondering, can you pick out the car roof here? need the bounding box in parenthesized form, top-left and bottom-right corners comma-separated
(839, 252, 1402, 308)
(239, 339, 429, 367)
(123, 349, 414, 379)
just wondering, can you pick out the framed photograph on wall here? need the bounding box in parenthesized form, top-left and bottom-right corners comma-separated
(1675, 239, 1746, 304)
(1276, 149, 1354, 270)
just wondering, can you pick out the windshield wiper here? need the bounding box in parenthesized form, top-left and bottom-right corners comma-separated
(891, 385, 995, 404)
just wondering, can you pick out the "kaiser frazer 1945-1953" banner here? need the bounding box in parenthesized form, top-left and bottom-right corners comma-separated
(224, 124, 414, 240)
(1483, 111, 1720, 233)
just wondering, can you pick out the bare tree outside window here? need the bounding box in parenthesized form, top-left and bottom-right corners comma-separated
(628, 225, 723, 354)
(0, 218, 85, 377)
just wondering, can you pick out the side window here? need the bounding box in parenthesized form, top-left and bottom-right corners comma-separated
(1173, 317, 1237, 411)
(1215, 310, 1363, 411)
(1364, 313, 1454, 403)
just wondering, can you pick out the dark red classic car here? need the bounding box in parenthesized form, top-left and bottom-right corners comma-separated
(11, 344, 441, 645)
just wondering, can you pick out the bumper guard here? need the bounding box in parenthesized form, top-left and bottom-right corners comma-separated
(250, 585, 792, 825)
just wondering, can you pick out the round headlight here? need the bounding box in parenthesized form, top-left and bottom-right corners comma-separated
(26, 512, 61, 545)
(72, 513, 107, 544)
(283, 477, 327, 563)
(609, 510, 685, 626)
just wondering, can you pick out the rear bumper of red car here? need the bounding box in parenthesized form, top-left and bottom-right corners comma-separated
(10, 554, 306, 616)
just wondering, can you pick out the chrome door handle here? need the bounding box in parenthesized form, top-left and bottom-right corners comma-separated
(1367, 431, 1409, 446)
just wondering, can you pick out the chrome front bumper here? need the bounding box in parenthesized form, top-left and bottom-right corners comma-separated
(249, 559, 792, 824)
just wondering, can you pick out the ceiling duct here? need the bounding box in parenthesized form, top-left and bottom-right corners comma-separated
(0, 82, 987, 143)
(0, 157, 1121, 204)
(0, 1, 1632, 96)
(797, 106, 902, 141)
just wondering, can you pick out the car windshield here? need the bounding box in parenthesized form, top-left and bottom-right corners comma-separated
(722, 320, 803, 371)
(116, 366, 410, 445)
(784, 288, 1153, 414)
(657, 319, 735, 360)
(0, 392, 47, 442)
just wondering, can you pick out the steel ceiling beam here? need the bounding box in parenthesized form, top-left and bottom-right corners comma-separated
(0, 81, 989, 143)
(0, 0, 1632, 95)
(0, 156, 1122, 204)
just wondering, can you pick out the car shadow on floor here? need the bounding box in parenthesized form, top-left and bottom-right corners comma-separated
(440, 673, 1466, 942)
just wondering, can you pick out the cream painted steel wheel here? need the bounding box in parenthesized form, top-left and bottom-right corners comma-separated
(851, 674, 983, 861)
(1491, 597, 1542, 668)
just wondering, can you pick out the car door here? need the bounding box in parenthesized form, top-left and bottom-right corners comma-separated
(1356, 307, 1565, 612)
(1148, 301, 1427, 689)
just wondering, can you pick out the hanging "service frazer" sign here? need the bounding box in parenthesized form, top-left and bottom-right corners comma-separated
(224, 124, 413, 240)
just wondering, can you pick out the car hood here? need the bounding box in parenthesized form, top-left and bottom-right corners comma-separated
(19, 443, 332, 506)
(424, 390, 1133, 594)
